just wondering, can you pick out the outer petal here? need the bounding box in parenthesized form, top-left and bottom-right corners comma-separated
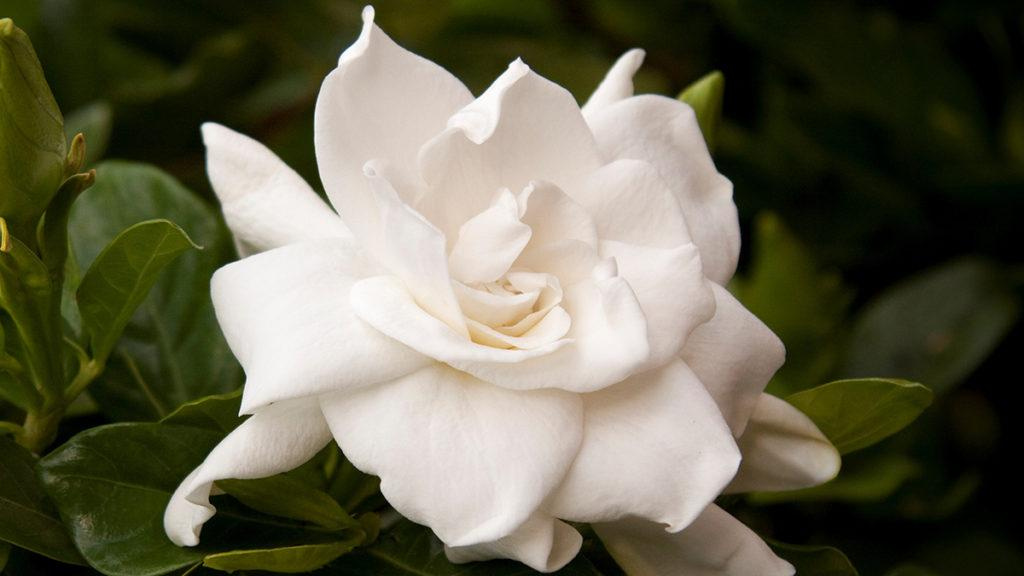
(211, 239, 431, 414)
(315, 6, 473, 254)
(417, 59, 603, 244)
(581, 48, 645, 116)
(681, 284, 785, 437)
(350, 270, 649, 393)
(600, 240, 715, 370)
(547, 359, 739, 530)
(164, 398, 332, 546)
(575, 159, 691, 249)
(319, 364, 583, 547)
(202, 123, 350, 256)
(726, 393, 841, 493)
(445, 514, 582, 574)
(586, 95, 740, 284)
(593, 506, 795, 576)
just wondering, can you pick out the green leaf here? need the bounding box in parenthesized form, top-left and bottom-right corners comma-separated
(787, 378, 933, 454)
(750, 452, 919, 504)
(678, 70, 724, 152)
(0, 234, 62, 400)
(77, 219, 198, 364)
(0, 541, 9, 572)
(202, 539, 361, 574)
(160, 389, 243, 434)
(217, 476, 359, 533)
(842, 258, 1020, 395)
(328, 520, 604, 575)
(0, 436, 84, 565)
(38, 392, 351, 576)
(730, 213, 853, 395)
(63, 102, 113, 168)
(769, 542, 858, 576)
(69, 161, 242, 421)
(38, 170, 96, 286)
(0, 18, 66, 241)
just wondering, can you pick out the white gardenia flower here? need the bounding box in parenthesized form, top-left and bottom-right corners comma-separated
(164, 6, 840, 574)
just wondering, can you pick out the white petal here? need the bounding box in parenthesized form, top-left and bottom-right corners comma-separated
(581, 48, 645, 116)
(586, 95, 740, 284)
(547, 359, 739, 530)
(680, 284, 785, 437)
(351, 271, 649, 393)
(417, 60, 603, 244)
(445, 514, 582, 573)
(518, 181, 599, 250)
(364, 164, 468, 336)
(726, 393, 841, 493)
(594, 506, 795, 576)
(465, 306, 571, 350)
(453, 279, 541, 328)
(600, 240, 715, 370)
(314, 6, 472, 254)
(576, 159, 691, 249)
(164, 398, 332, 546)
(319, 364, 583, 547)
(202, 123, 350, 256)
(211, 239, 431, 414)
(448, 189, 532, 284)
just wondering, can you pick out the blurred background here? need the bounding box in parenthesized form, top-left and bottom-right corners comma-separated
(3, 0, 1022, 574)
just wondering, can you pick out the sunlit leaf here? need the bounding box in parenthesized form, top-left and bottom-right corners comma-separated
(78, 219, 198, 364)
(787, 378, 932, 454)
(678, 70, 724, 152)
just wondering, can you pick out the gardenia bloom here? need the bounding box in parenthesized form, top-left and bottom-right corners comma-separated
(164, 7, 840, 574)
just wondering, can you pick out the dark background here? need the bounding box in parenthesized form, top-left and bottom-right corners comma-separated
(4, 1, 1022, 574)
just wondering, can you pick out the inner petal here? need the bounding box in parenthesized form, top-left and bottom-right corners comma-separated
(447, 189, 532, 284)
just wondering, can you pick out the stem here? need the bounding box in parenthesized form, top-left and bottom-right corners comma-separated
(17, 401, 64, 453)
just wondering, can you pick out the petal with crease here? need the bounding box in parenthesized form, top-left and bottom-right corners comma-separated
(582, 48, 645, 116)
(680, 284, 785, 437)
(586, 94, 739, 284)
(315, 6, 472, 254)
(600, 240, 714, 370)
(211, 239, 431, 414)
(726, 393, 841, 493)
(351, 271, 648, 393)
(364, 165, 468, 336)
(202, 123, 350, 256)
(547, 359, 739, 530)
(164, 398, 333, 547)
(319, 364, 583, 547)
(593, 506, 795, 576)
(445, 514, 582, 574)
(417, 59, 602, 243)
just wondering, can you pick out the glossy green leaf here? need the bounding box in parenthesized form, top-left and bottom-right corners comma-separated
(69, 161, 242, 421)
(678, 70, 724, 152)
(787, 378, 933, 454)
(750, 452, 919, 504)
(77, 219, 198, 364)
(217, 476, 359, 533)
(730, 213, 853, 395)
(0, 436, 84, 565)
(38, 169, 95, 285)
(842, 258, 1020, 395)
(328, 520, 604, 575)
(203, 539, 361, 574)
(0, 18, 66, 241)
(38, 393, 349, 576)
(38, 422, 219, 575)
(769, 542, 858, 576)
